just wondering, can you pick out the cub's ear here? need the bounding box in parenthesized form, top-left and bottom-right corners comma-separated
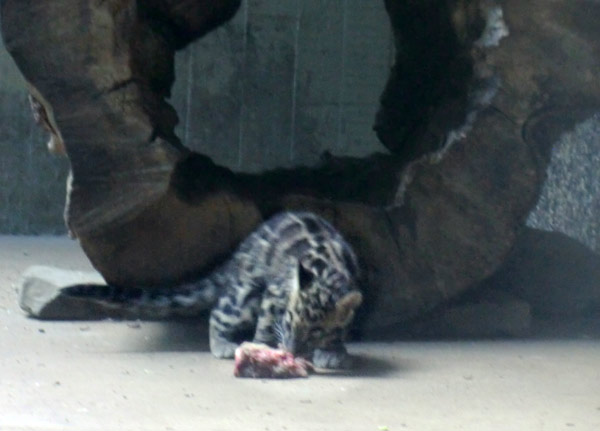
(335, 291, 363, 325)
(297, 260, 315, 290)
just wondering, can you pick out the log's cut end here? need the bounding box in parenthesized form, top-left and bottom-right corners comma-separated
(2, 0, 600, 332)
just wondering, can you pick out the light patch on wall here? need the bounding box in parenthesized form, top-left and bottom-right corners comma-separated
(528, 113, 600, 252)
(475, 1, 510, 48)
(394, 1, 509, 205)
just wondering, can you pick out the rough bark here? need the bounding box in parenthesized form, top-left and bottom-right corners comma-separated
(2, 0, 599, 333)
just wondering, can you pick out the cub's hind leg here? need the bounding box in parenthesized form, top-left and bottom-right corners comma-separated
(251, 298, 285, 348)
(251, 274, 294, 348)
(209, 285, 262, 359)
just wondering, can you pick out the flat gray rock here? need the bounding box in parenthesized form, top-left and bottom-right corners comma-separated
(20, 265, 109, 319)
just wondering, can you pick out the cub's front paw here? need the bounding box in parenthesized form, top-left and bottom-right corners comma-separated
(210, 339, 238, 359)
(312, 348, 352, 370)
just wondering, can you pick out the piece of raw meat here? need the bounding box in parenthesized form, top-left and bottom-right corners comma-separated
(233, 342, 314, 378)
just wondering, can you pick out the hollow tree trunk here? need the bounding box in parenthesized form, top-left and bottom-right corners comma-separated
(2, 0, 599, 333)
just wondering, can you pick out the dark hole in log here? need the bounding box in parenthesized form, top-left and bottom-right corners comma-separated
(375, 0, 484, 162)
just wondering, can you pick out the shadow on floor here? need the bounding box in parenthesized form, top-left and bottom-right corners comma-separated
(115, 319, 407, 378)
(314, 352, 409, 379)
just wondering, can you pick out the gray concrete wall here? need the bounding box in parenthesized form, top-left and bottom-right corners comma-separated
(0, 0, 392, 234)
(0, 21, 70, 235)
(170, 0, 392, 172)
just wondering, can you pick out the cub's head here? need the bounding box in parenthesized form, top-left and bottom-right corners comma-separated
(279, 258, 363, 355)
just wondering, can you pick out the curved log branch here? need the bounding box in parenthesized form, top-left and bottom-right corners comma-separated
(2, 0, 600, 333)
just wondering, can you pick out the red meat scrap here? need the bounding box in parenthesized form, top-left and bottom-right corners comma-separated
(233, 342, 314, 378)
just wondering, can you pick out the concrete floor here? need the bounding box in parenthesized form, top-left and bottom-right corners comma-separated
(1, 236, 599, 431)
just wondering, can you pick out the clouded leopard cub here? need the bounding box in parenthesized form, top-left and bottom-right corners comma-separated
(63, 212, 362, 369)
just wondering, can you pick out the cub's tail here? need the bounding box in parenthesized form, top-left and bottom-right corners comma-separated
(61, 280, 219, 318)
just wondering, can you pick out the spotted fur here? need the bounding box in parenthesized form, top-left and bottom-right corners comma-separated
(62, 212, 362, 369)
